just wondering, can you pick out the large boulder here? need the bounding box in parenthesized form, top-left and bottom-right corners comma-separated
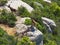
(0, 6, 11, 12)
(4, 6, 11, 12)
(27, 26, 43, 45)
(16, 24, 27, 34)
(16, 25, 43, 45)
(16, 24, 43, 45)
(43, 21, 52, 33)
(16, 17, 31, 24)
(41, 17, 56, 27)
(6, 0, 34, 13)
(15, 17, 43, 45)
(15, 17, 31, 34)
(43, 0, 51, 3)
(0, 6, 4, 10)
(42, 17, 56, 33)
(34, 2, 44, 8)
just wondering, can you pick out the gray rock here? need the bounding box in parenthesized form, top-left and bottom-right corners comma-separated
(27, 26, 43, 45)
(16, 24, 27, 34)
(43, 21, 52, 33)
(4, 6, 11, 12)
(42, 17, 56, 33)
(15, 17, 43, 45)
(0, 6, 11, 12)
(6, 0, 34, 13)
(15, 24, 43, 45)
(34, 2, 44, 8)
(16, 17, 31, 24)
(41, 17, 56, 27)
(43, 0, 51, 3)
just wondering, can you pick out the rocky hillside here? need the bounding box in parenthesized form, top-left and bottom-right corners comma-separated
(0, 0, 60, 45)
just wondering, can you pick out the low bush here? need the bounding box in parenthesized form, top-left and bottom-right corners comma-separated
(0, 0, 7, 6)
(0, 9, 17, 27)
(35, 22, 46, 33)
(0, 27, 16, 45)
(17, 36, 36, 45)
(18, 7, 31, 17)
(44, 40, 57, 45)
(24, 19, 32, 25)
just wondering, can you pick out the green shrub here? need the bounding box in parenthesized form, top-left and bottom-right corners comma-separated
(0, 27, 16, 45)
(24, 19, 32, 25)
(0, 28, 5, 36)
(0, 9, 17, 27)
(18, 7, 31, 17)
(7, 21, 15, 27)
(35, 23, 43, 30)
(44, 40, 57, 45)
(0, 0, 7, 6)
(17, 36, 36, 45)
(35, 22, 46, 33)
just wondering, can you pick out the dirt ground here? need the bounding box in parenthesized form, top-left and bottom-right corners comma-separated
(0, 24, 16, 36)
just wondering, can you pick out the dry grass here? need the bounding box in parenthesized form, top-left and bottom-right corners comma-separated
(0, 24, 16, 36)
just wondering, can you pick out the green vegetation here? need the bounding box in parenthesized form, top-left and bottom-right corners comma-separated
(52, 0, 60, 6)
(21, 0, 60, 45)
(0, 9, 17, 27)
(0, 0, 7, 6)
(35, 22, 46, 33)
(44, 40, 57, 45)
(18, 7, 31, 17)
(0, 27, 36, 45)
(0, 0, 60, 45)
(24, 19, 32, 25)
(17, 36, 36, 45)
(0, 27, 16, 45)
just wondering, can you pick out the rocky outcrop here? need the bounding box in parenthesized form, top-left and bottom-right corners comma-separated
(27, 26, 43, 45)
(4, 6, 11, 12)
(16, 17, 31, 24)
(43, 0, 51, 3)
(15, 17, 43, 45)
(42, 17, 56, 27)
(15, 17, 31, 36)
(16, 24, 27, 34)
(34, 2, 44, 8)
(6, 0, 34, 13)
(42, 17, 56, 33)
(0, 6, 11, 12)
(16, 25, 43, 45)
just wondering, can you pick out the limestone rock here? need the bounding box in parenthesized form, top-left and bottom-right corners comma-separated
(15, 24, 43, 45)
(27, 26, 43, 45)
(6, 0, 34, 13)
(16, 24, 27, 34)
(0, 6, 11, 12)
(41, 17, 56, 27)
(15, 17, 43, 45)
(44, 0, 51, 3)
(42, 17, 56, 33)
(0, 6, 4, 10)
(15, 17, 31, 34)
(34, 2, 44, 8)
(43, 21, 52, 33)
(4, 6, 11, 12)
(16, 17, 31, 24)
